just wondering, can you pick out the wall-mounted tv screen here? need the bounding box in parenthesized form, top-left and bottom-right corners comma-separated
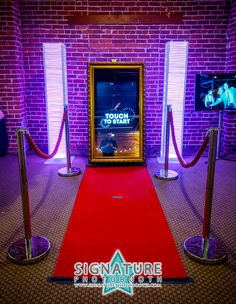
(195, 73, 236, 110)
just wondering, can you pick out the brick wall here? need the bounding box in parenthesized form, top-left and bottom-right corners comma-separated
(223, 0, 236, 154)
(1, 0, 234, 156)
(0, 0, 26, 153)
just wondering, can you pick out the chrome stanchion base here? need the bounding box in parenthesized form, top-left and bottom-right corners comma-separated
(8, 236, 50, 265)
(154, 169, 178, 180)
(184, 236, 228, 265)
(58, 167, 81, 177)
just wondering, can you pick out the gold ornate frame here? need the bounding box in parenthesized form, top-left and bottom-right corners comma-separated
(88, 62, 145, 163)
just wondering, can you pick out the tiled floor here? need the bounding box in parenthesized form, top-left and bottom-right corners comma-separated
(0, 155, 235, 303)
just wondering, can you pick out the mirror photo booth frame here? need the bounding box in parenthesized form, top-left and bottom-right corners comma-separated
(88, 62, 145, 163)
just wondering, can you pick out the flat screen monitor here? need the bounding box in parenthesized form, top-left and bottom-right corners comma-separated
(195, 73, 236, 110)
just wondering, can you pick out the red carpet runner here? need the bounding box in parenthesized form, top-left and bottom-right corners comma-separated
(51, 166, 189, 282)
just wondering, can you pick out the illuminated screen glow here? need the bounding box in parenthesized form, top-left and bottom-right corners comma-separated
(43, 43, 66, 158)
(93, 69, 140, 158)
(195, 74, 236, 110)
(160, 41, 188, 160)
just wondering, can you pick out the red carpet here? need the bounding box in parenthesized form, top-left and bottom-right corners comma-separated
(51, 166, 189, 282)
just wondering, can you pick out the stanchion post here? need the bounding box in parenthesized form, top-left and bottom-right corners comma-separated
(17, 129, 32, 258)
(164, 105, 170, 173)
(216, 110, 223, 160)
(184, 128, 228, 264)
(8, 129, 50, 264)
(58, 104, 81, 177)
(154, 105, 178, 180)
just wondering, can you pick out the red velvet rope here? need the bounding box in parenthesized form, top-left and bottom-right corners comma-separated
(169, 110, 209, 168)
(25, 110, 66, 159)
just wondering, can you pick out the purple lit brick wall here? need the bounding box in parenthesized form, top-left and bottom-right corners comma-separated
(0, 0, 26, 153)
(1, 0, 235, 156)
